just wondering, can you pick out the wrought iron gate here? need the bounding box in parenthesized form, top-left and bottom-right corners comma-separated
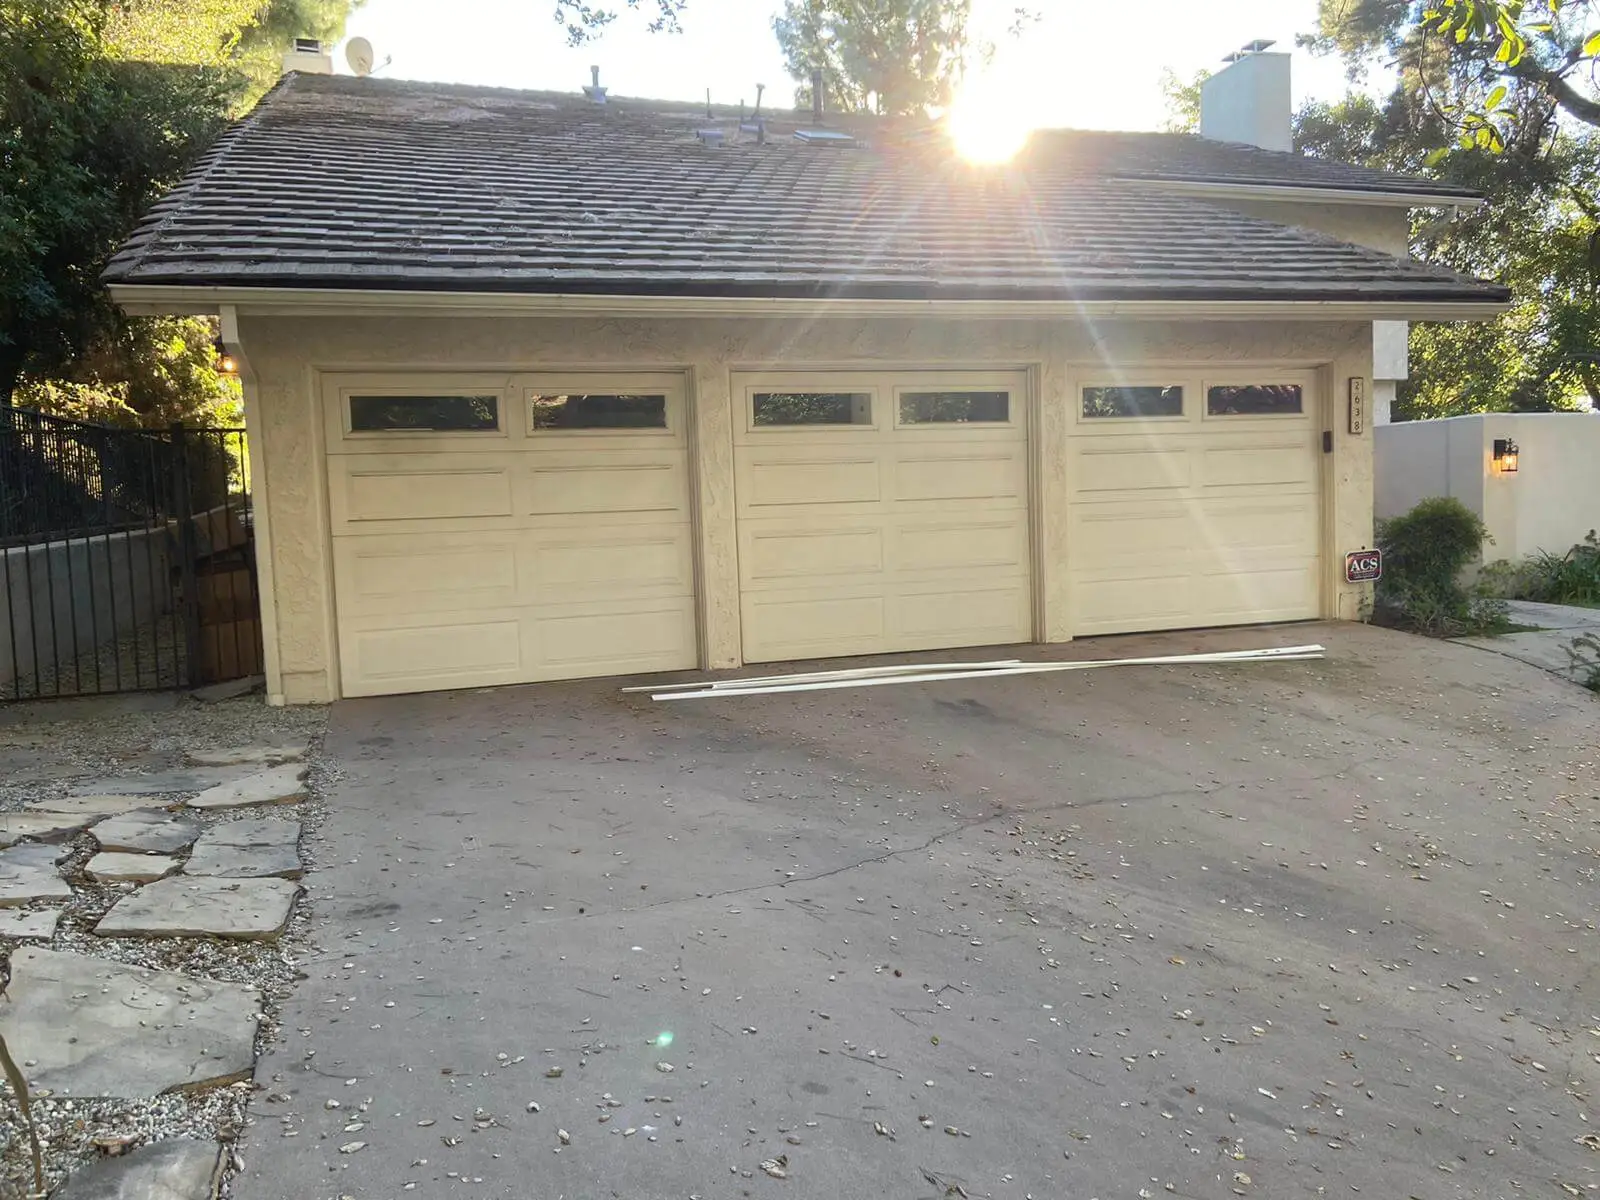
(0, 407, 259, 700)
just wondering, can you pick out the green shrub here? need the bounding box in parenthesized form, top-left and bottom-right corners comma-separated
(1521, 531, 1600, 607)
(1375, 497, 1503, 636)
(1569, 632, 1600, 693)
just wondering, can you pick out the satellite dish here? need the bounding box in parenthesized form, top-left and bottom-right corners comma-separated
(346, 36, 375, 77)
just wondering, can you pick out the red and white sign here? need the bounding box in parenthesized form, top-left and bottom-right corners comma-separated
(1345, 549, 1382, 583)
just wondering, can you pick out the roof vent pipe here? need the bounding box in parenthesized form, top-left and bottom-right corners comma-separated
(583, 65, 608, 104)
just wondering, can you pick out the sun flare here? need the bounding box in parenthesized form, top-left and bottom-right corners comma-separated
(946, 76, 1035, 164)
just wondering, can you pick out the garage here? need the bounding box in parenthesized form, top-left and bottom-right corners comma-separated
(733, 371, 1034, 663)
(322, 373, 698, 697)
(1069, 372, 1322, 635)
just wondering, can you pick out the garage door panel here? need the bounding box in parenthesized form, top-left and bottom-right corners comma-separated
(896, 521, 1029, 573)
(340, 616, 525, 697)
(1074, 572, 1198, 633)
(334, 536, 519, 615)
(743, 526, 884, 581)
(336, 464, 514, 524)
(536, 602, 696, 671)
(1076, 446, 1194, 493)
(740, 457, 883, 509)
(1072, 503, 1201, 564)
(528, 461, 685, 516)
(894, 453, 1024, 502)
(1200, 442, 1316, 488)
(531, 533, 690, 598)
(1195, 566, 1317, 620)
(742, 593, 886, 661)
(896, 585, 1030, 642)
(1196, 502, 1319, 557)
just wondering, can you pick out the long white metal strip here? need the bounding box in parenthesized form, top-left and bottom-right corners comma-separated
(650, 647, 1324, 701)
(622, 659, 1027, 694)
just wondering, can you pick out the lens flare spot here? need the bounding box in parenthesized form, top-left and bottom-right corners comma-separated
(654, 1031, 674, 1048)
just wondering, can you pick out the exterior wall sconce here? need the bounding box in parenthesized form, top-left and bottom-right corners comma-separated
(1492, 437, 1520, 473)
(213, 338, 238, 377)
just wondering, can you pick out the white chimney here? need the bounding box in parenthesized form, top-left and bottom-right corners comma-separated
(1199, 45, 1291, 152)
(282, 38, 333, 76)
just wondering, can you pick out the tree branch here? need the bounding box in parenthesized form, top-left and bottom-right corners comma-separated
(1507, 58, 1600, 127)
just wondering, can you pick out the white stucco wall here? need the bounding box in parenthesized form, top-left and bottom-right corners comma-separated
(1375, 412, 1600, 563)
(235, 312, 1375, 704)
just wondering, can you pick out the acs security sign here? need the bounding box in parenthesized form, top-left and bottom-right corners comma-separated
(1345, 549, 1383, 584)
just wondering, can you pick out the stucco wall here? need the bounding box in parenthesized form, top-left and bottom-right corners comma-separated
(237, 313, 1374, 704)
(1375, 412, 1600, 562)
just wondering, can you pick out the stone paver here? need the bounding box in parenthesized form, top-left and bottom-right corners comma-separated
(0, 811, 93, 847)
(28, 794, 153, 817)
(0, 948, 260, 1098)
(186, 743, 306, 768)
(95, 876, 299, 940)
(52, 1137, 222, 1200)
(0, 842, 72, 906)
(86, 851, 180, 883)
(184, 819, 302, 879)
(71, 767, 254, 797)
(188, 764, 307, 811)
(0, 908, 61, 939)
(93, 809, 204, 855)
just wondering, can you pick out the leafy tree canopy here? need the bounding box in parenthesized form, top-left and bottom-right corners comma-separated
(1, 0, 362, 422)
(1305, 0, 1600, 149)
(773, 0, 984, 116)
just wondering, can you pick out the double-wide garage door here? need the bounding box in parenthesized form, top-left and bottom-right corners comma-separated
(322, 368, 1322, 697)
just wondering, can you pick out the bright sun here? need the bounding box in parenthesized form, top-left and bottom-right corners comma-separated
(946, 76, 1035, 164)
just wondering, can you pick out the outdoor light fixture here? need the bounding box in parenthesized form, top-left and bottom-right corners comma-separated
(1493, 437, 1520, 473)
(214, 338, 238, 377)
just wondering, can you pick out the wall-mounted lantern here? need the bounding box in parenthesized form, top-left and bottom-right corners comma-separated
(213, 338, 238, 378)
(1492, 437, 1520, 473)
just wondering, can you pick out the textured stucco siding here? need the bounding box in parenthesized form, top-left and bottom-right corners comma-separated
(238, 314, 1374, 704)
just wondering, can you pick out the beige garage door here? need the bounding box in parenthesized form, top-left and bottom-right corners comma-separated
(733, 371, 1033, 663)
(324, 373, 697, 697)
(1069, 372, 1321, 635)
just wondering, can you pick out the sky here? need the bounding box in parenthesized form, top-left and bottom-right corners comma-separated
(336, 0, 1380, 132)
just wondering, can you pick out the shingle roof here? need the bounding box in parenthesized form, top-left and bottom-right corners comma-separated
(104, 73, 1508, 306)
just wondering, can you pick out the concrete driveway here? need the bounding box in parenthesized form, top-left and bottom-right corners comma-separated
(238, 623, 1600, 1200)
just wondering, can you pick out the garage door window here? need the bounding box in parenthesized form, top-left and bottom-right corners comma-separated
(1081, 385, 1183, 419)
(753, 392, 872, 426)
(1207, 384, 1304, 416)
(349, 394, 499, 433)
(531, 393, 668, 431)
(898, 391, 1010, 424)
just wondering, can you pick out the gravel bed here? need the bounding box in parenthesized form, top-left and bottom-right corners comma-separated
(0, 693, 333, 1197)
(6, 614, 187, 700)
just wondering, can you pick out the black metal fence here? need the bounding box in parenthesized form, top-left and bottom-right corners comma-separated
(0, 407, 260, 700)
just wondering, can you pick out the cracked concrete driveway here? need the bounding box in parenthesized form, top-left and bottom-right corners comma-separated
(238, 623, 1600, 1200)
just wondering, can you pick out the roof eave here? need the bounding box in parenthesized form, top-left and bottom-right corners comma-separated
(107, 282, 1510, 323)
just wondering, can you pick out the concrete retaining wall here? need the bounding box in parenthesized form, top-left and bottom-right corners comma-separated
(0, 528, 173, 691)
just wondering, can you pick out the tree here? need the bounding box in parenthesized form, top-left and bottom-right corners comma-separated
(552, 0, 688, 45)
(1294, 89, 1598, 415)
(1307, 0, 1600, 149)
(773, 0, 979, 115)
(1, 0, 365, 421)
